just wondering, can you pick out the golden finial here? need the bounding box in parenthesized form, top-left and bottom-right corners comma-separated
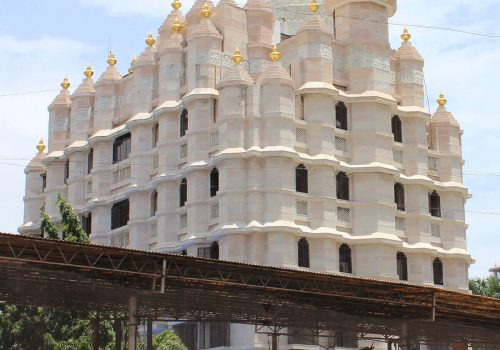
(60, 77, 70, 90)
(172, 16, 182, 33)
(84, 66, 94, 78)
(36, 138, 46, 153)
(308, 0, 319, 13)
(269, 45, 281, 62)
(146, 33, 156, 47)
(172, 0, 182, 10)
(107, 52, 117, 66)
(401, 28, 411, 42)
(128, 56, 137, 74)
(437, 92, 447, 107)
(201, 2, 211, 19)
(232, 48, 243, 65)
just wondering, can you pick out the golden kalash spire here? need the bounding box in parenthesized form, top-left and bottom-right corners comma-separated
(308, 0, 319, 13)
(172, 0, 182, 10)
(201, 2, 211, 18)
(401, 28, 411, 42)
(36, 138, 46, 153)
(437, 92, 447, 107)
(107, 52, 117, 66)
(60, 77, 70, 90)
(145, 33, 156, 47)
(172, 17, 182, 33)
(84, 65, 94, 78)
(269, 45, 281, 62)
(232, 48, 243, 64)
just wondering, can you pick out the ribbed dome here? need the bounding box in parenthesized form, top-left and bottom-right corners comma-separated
(187, 18, 221, 38)
(396, 41, 423, 61)
(73, 78, 95, 95)
(186, 0, 215, 26)
(98, 66, 122, 81)
(218, 64, 254, 88)
(50, 89, 71, 107)
(159, 10, 185, 36)
(258, 62, 294, 86)
(432, 108, 460, 127)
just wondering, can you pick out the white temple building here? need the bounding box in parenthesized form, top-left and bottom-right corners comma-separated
(20, 0, 472, 348)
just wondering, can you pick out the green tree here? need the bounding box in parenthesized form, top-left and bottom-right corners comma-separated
(469, 275, 500, 299)
(40, 207, 58, 239)
(56, 194, 90, 243)
(0, 195, 111, 349)
(153, 330, 188, 350)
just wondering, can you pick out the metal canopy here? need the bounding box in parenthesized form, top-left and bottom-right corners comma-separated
(0, 232, 499, 347)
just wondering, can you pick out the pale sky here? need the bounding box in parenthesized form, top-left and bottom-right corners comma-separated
(0, 0, 498, 277)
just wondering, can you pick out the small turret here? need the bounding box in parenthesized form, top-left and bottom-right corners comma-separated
(324, 0, 397, 93)
(158, 1, 186, 103)
(429, 93, 463, 182)
(294, 0, 333, 84)
(93, 52, 122, 131)
(186, 1, 223, 90)
(132, 33, 158, 114)
(20, 139, 48, 236)
(69, 66, 96, 143)
(48, 77, 72, 152)
(396, 28, 424, 107)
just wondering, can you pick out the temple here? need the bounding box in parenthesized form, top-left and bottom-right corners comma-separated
(20, 0, 472, 348)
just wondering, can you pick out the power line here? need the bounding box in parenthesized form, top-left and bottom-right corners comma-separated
(272, 6, 500, 38)
(0, 88, 60, 98)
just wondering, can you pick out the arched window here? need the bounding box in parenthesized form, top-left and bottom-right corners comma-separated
(111, 199, 129, 230)
(392, 115, 403, 143)
(210, 241, 219, 260)
(152, 123, 159, 148)
(298, 238, 310, 268)
(87, 149, 93, 174)
(336, 102, 347, 130)
(151, 191, 158, 216)
(336, 172, 349, 201)
(210, 168, 219, 197)
(394, 183, 405, 211)
(339, 244, 352, 273)
(429, 190, 441, 217)
(396, 252, 408, 281)
(433, 258, 443, 285)
(179, 178, 187, 207)
(41, 173, 47, 193)
(113, 133, 131, 164)
(296, 164, 308, 193)
(64, 160, 70, 185)
(180, 109, 188, 137)
(213, 100, 217, 124)
(82, 212, 92, 235)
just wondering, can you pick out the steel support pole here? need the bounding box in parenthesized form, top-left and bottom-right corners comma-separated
(272, 332, 278, 350)
(114, 317, 122, 350)
(92, 312, 100, 350)
(146, 317, 153, 350)
(128, 296, 138, 350)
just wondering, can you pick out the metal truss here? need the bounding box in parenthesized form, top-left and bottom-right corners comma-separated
(0, 232, 499, 348)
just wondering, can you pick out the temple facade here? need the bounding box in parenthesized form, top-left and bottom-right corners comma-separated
(21, 0, 472, 348)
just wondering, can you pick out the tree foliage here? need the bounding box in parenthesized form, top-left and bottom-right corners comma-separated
(3, 194, 189, 350)
(153, 330, 189, 350)
(40, 207, 58, 239)
(56, 194, 90, 244)
(469, 275, 500, 299)
(0, 195, 103, 349)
